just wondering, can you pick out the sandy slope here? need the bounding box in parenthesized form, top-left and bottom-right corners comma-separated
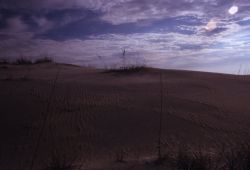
(1, 63, 250, 170)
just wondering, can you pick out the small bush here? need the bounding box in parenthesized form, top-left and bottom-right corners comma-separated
(224, 144, 250, 170)
(105, 65, 146, 74)
(15, 58, 33, 65)
(35, 57, 53, 64)
(176, 148, 211, 170)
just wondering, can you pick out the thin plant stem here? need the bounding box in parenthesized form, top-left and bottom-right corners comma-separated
(29, 67, 61, 170)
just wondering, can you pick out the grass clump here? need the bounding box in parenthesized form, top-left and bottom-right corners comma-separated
(12, 56, 54, 65)
(223, 144, 250, 170)
(104, 49, 147, 74)
(35, 57, 53, 64)
(15, 58, 33, 65)
(175, 147, 212, 170)
(105, 65, 146, 74)
(173, 143, 250, 170)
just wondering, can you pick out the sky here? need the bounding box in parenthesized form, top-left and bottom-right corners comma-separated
(1, 0, 250, 74)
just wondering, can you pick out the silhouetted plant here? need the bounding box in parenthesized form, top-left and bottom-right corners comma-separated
(15, 57, 33, 65)
(105, 65, 146, 74)
(29, 68, 61, 170)
(176, 147, 212, 170)
(157, 72, 163, 160)
(104, 48, 147, 74)
(224, 144, 250, 170)
(35, 57, 53, 64)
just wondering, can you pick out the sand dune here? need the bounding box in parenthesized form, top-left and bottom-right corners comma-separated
(1, 63, 250, 169)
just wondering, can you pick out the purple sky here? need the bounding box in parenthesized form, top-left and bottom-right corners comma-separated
(1, 0, 250, 73)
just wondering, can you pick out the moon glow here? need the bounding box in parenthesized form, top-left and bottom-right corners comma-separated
(228, 5, 238, 15)
(205, 19, 217, 31)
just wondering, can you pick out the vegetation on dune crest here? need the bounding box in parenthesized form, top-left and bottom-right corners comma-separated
(104, 49, 147, 74)
(105, 65, 146, 74)
(15, 57, 33, 65)
(35, 57, 53, 64)
(0, 56, 54, 65)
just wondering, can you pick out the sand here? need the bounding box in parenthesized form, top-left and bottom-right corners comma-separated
(1, 63, 250, 169)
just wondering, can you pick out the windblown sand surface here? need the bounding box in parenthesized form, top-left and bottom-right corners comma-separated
(1, 63, 250, 169)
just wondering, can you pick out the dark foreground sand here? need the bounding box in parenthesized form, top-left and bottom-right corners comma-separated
(1, 63, 250, 170)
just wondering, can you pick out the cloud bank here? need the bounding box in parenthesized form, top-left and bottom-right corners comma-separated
(1, 0, 250, 73)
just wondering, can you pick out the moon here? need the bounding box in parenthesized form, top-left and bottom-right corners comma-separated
(228, 5, 238, 15)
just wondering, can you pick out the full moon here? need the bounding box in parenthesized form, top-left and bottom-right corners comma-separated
(228, 5, 238, 15)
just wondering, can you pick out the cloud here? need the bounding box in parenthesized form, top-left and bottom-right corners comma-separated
(1, 0, 250, 73)
(100, 0, 206, 24)
(1, 23, 250, 72)
(5, 16, 28, 32)
(0, 16, 34, 39)
(32, 16, 54, 32)
(1, 0, 247, 25)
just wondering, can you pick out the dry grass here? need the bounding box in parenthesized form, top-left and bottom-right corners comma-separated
(1, 57, 54, 65)
(35, 57, 53, 64)
(105, 65, 146, 74)
(175, 148, 212, 170)
(15, 57, 33, 65)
